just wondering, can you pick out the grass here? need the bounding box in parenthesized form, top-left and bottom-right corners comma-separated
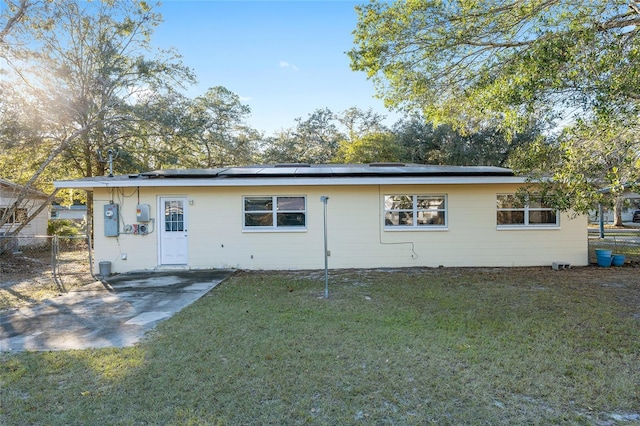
(2, 267, 640, 425)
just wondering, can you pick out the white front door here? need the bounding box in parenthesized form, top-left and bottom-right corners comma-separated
(159, 197, 188, 265)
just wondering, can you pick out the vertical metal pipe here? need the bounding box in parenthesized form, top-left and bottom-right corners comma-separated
(51, 235, 59, 287)
(598, 204, 604, 239)
(321, 196, 329, 298)
(51, 235, 57, 278)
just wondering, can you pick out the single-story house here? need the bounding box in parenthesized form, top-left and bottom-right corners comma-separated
(54, 164, 588, 274)
(0, 178, 49, 250)
(50, 202, 88, 221)
(588, 191, 640, 224)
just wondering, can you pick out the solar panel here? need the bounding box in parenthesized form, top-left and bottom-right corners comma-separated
(136, 164, 514, 179)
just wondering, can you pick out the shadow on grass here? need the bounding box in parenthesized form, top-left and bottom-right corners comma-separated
(2, 267, 640, 424)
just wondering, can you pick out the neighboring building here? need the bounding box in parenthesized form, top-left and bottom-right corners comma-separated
(50, 202, 87, 221)
(54, 164, 588, 274)
(588, 192, 640, 224)
(0, 178, 49, 250)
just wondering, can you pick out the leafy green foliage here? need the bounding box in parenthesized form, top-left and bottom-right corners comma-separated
(184, 86, 260, 168)
(334, 131, 402, 163)
(511, 114, 640, 215)
(2, 0, 198, 178)
(338, 106, 389, 141)
(262, 108, 345, 164)
(394, 116, 542, 166)
(350, 1, 640, 213)
(0, 0, 199, 229)
(350, 0, 639, 133)
(47, 219, 85, 237)
(260, 107, 540, 166)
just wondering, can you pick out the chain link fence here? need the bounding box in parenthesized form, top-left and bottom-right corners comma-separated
(0, 235, 94, 297)
(588, 228, 640, 265)
(50, 235, 95, 291)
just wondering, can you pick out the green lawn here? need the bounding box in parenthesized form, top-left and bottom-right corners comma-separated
(2, 267, 640, 425)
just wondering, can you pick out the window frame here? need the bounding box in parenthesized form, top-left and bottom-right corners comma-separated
(0, 208, 28, 224)
(496, 194, 559, 229)
(383, 194, 448, 231)
(242, 195, 307, 232)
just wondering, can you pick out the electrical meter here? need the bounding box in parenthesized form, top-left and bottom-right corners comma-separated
(104, 204, 119, 237)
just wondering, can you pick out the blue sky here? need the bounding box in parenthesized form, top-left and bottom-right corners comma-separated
(153, 0, 398, 134)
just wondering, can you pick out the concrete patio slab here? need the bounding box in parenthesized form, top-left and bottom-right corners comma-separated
(0, 269, 233, 352)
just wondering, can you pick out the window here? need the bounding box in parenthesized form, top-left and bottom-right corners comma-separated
(384, 195, 446, 229)
(243, 196, 306, 230)
(496, 194, 558, 227)
(164, 200, 185, 232)
(0, 208, 27, 224)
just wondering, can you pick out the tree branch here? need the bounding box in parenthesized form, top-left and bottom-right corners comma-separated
(0, 0, 30, 45)
(0, 122, 97, 230)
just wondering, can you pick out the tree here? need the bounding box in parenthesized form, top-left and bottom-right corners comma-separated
(28, 0, 194, 178)
(115, 90, 195, 171)
(334, 131, 402, 164)
(510, 115, 640, 225)
(185, 86, 260, 168)
(393, 116, 541, 166)
(350, 1, 640, 215)
(338, 106, 388, 141)
(261, 129, 298, 164)
(262, 108, 345, 164)
(0, 0, 195, 232)
(0, 0, 59, 236)
(349, 1, 640, 133)
(0, 0, 29, 46)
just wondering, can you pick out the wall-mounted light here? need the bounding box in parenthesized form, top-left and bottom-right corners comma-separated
(189, 200, 194, 205)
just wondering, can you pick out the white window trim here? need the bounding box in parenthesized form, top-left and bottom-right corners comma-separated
(242, 195, 307, 232)
(383, 194, 448, 231)
(0, 207, 27, 224)
(496, 194, 560, 229)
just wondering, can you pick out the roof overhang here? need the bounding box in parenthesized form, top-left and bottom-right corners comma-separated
(0, 178, 49, 198)
(55, 175, 529, 189)
(54, 164, 529, 190)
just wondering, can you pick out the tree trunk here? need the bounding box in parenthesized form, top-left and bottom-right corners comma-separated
(613, 196, 624, 227)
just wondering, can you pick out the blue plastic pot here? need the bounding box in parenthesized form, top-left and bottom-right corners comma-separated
(597, 254, 612, 267)
(598, 254, 613, 268)
(595, 249, 612, 257)
(612, 254, 626, 267)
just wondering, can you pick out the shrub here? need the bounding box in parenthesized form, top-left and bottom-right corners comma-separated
(47, 219, 85, 237)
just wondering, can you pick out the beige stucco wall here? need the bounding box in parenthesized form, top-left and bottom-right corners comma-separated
(91, 183, 588, 273)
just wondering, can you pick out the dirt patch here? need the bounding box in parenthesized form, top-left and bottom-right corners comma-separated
(1, 250, 50, 282)
(0, 246, 95, 312)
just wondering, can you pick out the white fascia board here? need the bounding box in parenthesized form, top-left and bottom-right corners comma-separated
(55, 176, 529, 189)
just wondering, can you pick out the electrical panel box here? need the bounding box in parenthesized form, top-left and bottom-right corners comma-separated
(136, 204, 151, 222)
(104, 204, 119, 237)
